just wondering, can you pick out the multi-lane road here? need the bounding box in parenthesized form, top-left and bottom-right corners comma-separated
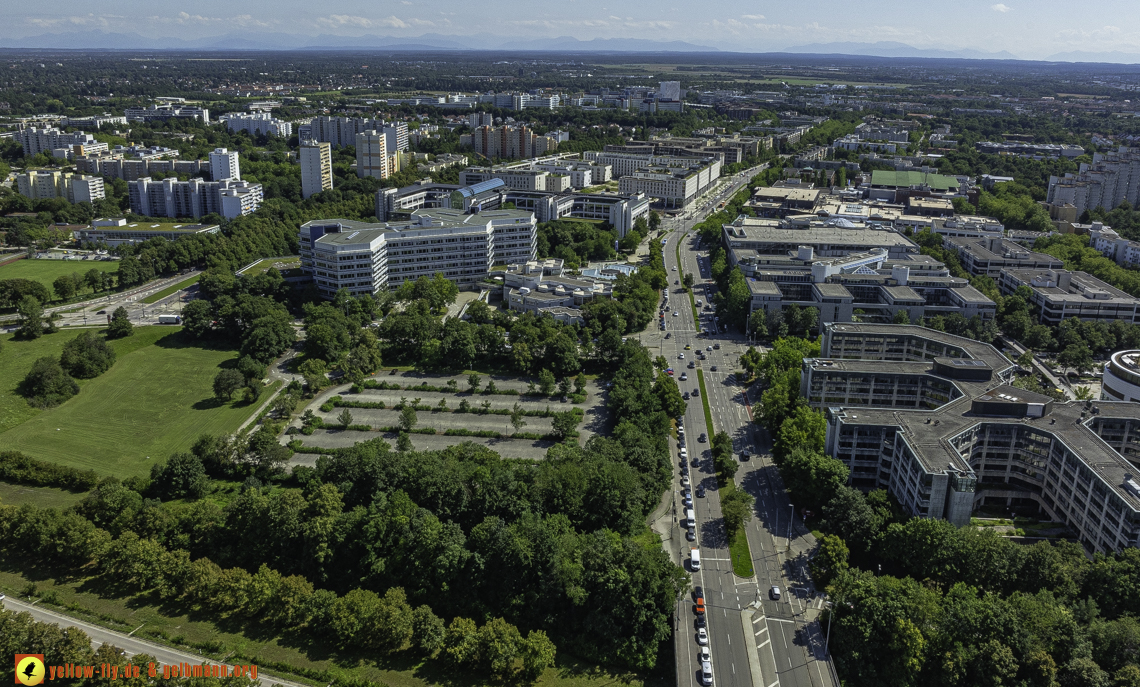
(641, 168, 837, 687)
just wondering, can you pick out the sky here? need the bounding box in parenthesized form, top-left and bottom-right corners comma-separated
(5, 0, 1140, 59)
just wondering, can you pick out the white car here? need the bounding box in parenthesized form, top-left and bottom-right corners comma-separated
(699, 645, 710, 662)
(673, 311, 680, 317)
(672, 266, 678, 271)
(697, 627, 709, 645)
(679, 353, 685, 359)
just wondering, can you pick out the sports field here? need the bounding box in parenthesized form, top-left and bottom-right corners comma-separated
(0, 258, 119, 291)
(0, 327, 263, 476)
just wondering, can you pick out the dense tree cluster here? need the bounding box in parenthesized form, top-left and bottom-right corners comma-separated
(180, 267, 296, 364)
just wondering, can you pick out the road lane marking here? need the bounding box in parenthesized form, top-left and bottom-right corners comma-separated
(758, 639, 770, 649)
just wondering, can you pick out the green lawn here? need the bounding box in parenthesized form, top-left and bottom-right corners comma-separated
(240, 256, 301, 277)
(0, 327, 263, 476)
(721, 481, 756, 578)
(141, 275, 200, 304)
(0, 482, 88, 509)
(0, 258, 118, 291)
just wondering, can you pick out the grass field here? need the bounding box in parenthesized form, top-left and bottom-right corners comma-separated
(141, 275, 200, 304)
(0, 258, 118, 290)
(0, 327, 263, 476)
(0, 482, 88, 509)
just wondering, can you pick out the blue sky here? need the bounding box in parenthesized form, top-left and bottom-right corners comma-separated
(6, 0, 1140, 59)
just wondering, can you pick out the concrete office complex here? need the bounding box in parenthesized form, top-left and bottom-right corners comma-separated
(128, 177, 263, 220)
(977, 141, 1084, 159)
(300, 141, 333, 199)
(997, 268, 1140, 325)
(124, 104, 210, 122)
(218, 112, 293, 138)
(74, 217, 220, 247)
(16, 127, 107, 157)
(806, 323, 1140, 553)
(583, 151, 721, 207)
(299, 207, 537, 297)
(947, 236, 1065, 276)
(376, 179, 651, 238)
(721, 217, 995, 325)
(460, 167, 569, 193)
(208, 148, 241, 182)
(1047, 147, 1140, 215)
(16, 170, 105, 204)
(864, 170, 961, 202)
(501, 258, 618, 324)
(1103, 350, 1140, 403)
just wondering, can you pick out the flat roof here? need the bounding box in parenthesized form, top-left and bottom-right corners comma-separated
(87, 222, 218, 233)
(870, 170, 959, 191)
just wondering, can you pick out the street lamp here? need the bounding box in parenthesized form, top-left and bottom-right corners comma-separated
(786, 503, 795, 549)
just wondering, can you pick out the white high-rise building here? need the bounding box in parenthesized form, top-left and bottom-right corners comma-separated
(218, 112, 293, 138)
(658, 81, 682, 101)
(16, 170, 105, 204)
(17, 127, 107, 157)
(356, 131, 389, 179)
(209, 148, 241, 181)
(128, 177, 262, 219)
(300, 141, 333, 199)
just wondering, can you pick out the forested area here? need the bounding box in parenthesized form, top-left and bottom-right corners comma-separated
(738, 337, 1140, 687)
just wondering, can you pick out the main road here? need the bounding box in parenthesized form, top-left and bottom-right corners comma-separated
(642, 167, 837, 687)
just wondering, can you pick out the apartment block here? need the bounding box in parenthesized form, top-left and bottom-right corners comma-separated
(298, 207, 537, 296)
(807, 323, 1140, 554)
(997, 268, 1140, 325)
(219, 112, 293, 138)
(304, 116, 409, 151)
(1047, 147, 1140, 215)
(1089, 223, 1140, 268)
(16, 170, 105, 204)
(356, 131, 390, 179)
(17, 127, 107, 157)
(300, 141, 333, 199)
(128, 177, 263, 220)
(208, 148, 241, 181)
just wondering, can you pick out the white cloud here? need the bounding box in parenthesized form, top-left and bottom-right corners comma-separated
(991, 4, 1012, 12)
(316, 14, 433, 29)
(741, 14, 765, 20)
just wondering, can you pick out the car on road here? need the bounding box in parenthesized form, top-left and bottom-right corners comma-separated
(706, 345, 712, 351)
(672, 266, 677, 271)
(665, 332, 671, 339)
(692, 456, 700, 466)
(679, 353, 685, 359)
(666, 368, 674, 376)
(96, 310, 106, 314)
(680, 372, 688, 381)
(697, 627, 709, 645)
(683, 392, 691, 400)
(673, 311, 679, 316)
(696, 613, 706, 628)
(695, 598, 706, 615)
(741, 450, 751, 461)
(688, 361, 696, 368)
(710, 365, 718, 371)
(692, 388, 700, 397)
(770, 586, 782, 601)
(693, 585, 703, 600)
(684, 344, 692, 350)
(701, 661, 713, 686)
(714, 343, 721, 350)
(698, 433, 707, 443)
(697, 486, 705, 498)
(686, 528, 696, 541)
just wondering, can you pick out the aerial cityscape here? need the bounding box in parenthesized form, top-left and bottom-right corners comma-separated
(6, 4, 1140, 687)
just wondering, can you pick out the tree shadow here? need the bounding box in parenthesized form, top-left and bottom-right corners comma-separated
(192, 398, 226, 410)
(152, 331, 237, 353)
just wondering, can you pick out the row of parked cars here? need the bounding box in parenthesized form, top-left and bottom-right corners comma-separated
(692, 585, 714, 685)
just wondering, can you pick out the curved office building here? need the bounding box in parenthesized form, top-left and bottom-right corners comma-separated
(1104, 350, 1140, 403)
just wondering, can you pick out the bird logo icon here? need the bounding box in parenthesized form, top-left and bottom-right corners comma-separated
(15, 655, 44, 686)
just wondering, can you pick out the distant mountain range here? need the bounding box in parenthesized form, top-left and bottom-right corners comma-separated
(0, 30, 718, 53)
(1046, 50, 1140, 64)
(782, 41, 1019, 60)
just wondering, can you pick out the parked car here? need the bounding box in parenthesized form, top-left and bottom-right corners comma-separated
(699, 433, 707, 443)
(697, 627, 709, 645)
(692, 389, 700, 397)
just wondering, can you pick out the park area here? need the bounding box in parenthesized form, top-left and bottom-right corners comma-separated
(288, 371, 609, 461)
(0, 326, 269, 476)
(0, 256, 119, 290)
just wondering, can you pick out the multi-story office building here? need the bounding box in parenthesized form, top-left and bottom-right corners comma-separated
(806, 323, 1140, 554)
(16, 170, 105, 204)
(459, 167, 569, 193)
(17, 127, 107, 157)
(128, 177, 263, 220)
(74, 217, 220, 247)
(1047, 147, 1140, 215)
(584, 150, 722, 181)
(501, 258, 618, 324)
(977, 141, 1084, 159)
(946, 236, 1065, 276)
(298, 207, 537, 296)
(376, 179, 651, 238)
(1103, 350, 1140, 403)
(721, 217, 995, 324)
(218, 112, 293, 138)
(658, 81, 682, 102)
(208, 148, 241, 181)
(300, 141, 333, 199)
(997, 268, 1140, 325)
(124, 104, 210, 123)
(618, 162, 719, 208)
(62, 114, 127, 129)
(355, 131, 390, 179)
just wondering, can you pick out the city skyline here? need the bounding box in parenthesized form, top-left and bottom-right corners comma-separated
(4, 0, 1140, 62)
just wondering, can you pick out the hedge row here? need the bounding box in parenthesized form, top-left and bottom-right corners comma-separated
(0, 451, 99, 492)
